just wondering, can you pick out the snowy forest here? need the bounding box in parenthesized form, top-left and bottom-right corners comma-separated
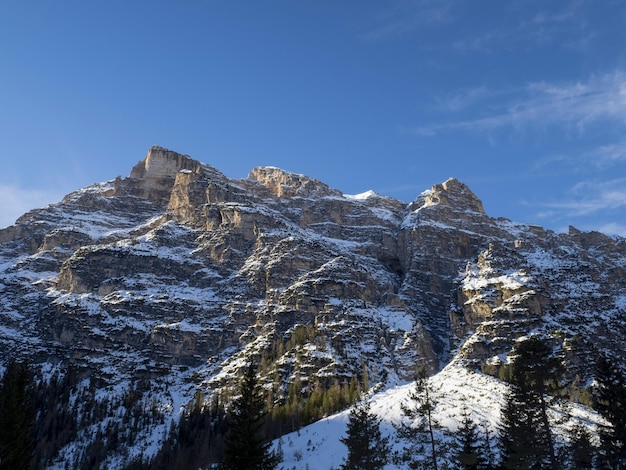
(1, 335, 625, 469)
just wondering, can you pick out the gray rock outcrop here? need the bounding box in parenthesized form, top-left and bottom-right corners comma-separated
(1, 146, 625, 464)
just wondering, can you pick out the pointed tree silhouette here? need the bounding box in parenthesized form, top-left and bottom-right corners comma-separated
(593, 353, 626, 468)
(222, 362, 279, 470)
(340, 399, 390, 470)
(455, 404, 485, 470)
(396, 367, 439, 470)
(0, 359, 35, 470)
(498, 336, 563, 470)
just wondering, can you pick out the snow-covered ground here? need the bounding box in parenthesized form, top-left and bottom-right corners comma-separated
(273, 360, 602, 469)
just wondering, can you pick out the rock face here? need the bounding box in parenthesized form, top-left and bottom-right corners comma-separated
(129, 146, 205, 202)
(1, 146, 626, 465)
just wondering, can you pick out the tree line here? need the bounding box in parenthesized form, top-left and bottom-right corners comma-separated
(0, 361, 168, 470)
(1, 336, 624, 469)
(340, 336, 626, 469)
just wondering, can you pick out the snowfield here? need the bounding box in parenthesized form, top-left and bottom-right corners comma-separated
(273, 359, 603, 469)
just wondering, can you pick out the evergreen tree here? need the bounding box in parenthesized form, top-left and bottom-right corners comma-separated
(0, 359, 35, 470)
(566, 423, 594, 469)
(395, 367, 439, 470)
(481, 424, 497, 470)
(158, 400, 225, 470)
(31, 366, 80, 469)
(222, 362, 280, 470)
(513, 336, 562, 468)
(593, 353, 626, 469)
(498, 379, 541, 469)
(455, 405, 485, 470)
(340, 399, 390, 470)
(498, 336, 563, 469)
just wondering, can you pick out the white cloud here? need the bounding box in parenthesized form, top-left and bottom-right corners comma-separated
(520, 0, 587, 46)
(583, 139, 626, 167)
(594, 222, 626, 238)
(526, 139, 626, 175)
(363, 0, 592, 51)
(420, 0, 593, 54)
(0, 185, 62, 228)
(416, 70, 626, 136)
(532, 178, 626, 232)
(570, 179, 626, 213)
(359, 0, 453, 41)
(434, 86, 492, 112)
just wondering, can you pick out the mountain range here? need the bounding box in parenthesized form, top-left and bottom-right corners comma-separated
(1, 146, 625, 468)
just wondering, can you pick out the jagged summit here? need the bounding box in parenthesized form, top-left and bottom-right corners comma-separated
(248, 166, 340, 199)
(128, 147, 486, 212)
(129, 146, 202, 180)
(112, 146, 484, 212)
(1, 145, 625, 468)
(409, 177, 485, 214)
(126, 146, 203, 202)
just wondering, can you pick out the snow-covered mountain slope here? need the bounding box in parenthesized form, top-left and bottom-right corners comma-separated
(1, 146, 624, 468)
(274, 360, 603, 469)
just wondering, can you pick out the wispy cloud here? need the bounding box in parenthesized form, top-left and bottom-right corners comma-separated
(457, 0, 596, 53)
(519, 0, 588, 47)
(415, 70, 626, 136)
(360, 0, 608, 58)
(529, 0, 582, 25)
(359, 0, 454, 41)
(570, 178, 626, 213)
(0, 185, 62, 228)
(526, 138, 626, 175)
(433, 86, 493, 112)
(534, 178, 626, 220)
(361, 1, 591, 49)
(583, 139, 626, 167)
(594, 222, 626, 238)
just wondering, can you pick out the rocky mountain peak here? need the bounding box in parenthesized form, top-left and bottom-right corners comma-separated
(2, 146, 626, 468)
(410, 177, 485, 214)
(130, 146, 202, 180)
(128, 146, 204, 202)
(248, 166, 340, 198)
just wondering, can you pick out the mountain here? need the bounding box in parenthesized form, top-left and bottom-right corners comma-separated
(1, 146, 625, 468)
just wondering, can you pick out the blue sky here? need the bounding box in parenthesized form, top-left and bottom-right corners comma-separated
(2, 1, 626, 235)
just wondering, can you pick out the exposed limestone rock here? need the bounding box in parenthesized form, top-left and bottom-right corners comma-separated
(40, 228, 93, 252)
(248, 166, 340, 199)
(130, 146, 203, 180)
(409, 177, 485, 215)
(2, 146, 626, 435)
(129, 146, 204, 202)
(167, 170, 211, 223)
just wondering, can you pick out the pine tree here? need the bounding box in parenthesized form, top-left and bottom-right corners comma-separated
(498, 379, 541, 469)
(513, 336, 562, 468)
(395, 367, 439, 470)
(340, 399, 390, 470)
(455, 405, 485, 470)
(0, 359, 35, 470)
(31, 366, 80, 468)
(566, 423, 594, 469)
(593, 353, 626, 469)
(222, 362, 280, 470)
(498, 336, 563, 469)
(361, 359, 370, 393)
(481, 424, 497, 470)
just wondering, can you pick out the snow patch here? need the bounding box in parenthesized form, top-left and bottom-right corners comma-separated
(344, 190, 378, 200)
(273, 360, 604, 469)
